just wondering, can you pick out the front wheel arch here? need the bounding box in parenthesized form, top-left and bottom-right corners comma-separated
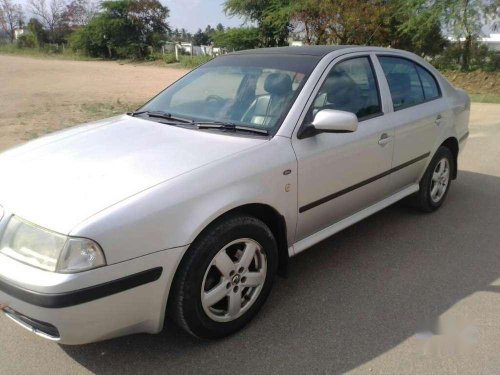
(181, 204, 289, 278)
(166, 203, 289, 314)
(167, 213, 279, 338)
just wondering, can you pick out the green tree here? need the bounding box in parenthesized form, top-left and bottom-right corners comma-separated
(366, 0, 447, 56)
(401, 0, 499, 70)
(211, 27, 259, 50)
(216, 23, 225, 32)
(192, 28, 209, 45)
(287, 0, 393, 45)
(27, 17, 47, 46)
(70, 0, 170, 59)
(224, 0, 291, 46)
(178, 27, 192, 41)
(204, 24, 215, 37)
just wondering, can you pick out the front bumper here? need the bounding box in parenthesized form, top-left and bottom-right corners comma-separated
(0, 246, 186, 345)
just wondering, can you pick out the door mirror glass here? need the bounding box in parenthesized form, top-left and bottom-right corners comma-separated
(312, 109, 358, 134)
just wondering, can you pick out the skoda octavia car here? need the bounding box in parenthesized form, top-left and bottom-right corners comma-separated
(0, 46, 469, 344)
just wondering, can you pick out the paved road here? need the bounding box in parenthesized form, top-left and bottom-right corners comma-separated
(0, 104, 499, 374)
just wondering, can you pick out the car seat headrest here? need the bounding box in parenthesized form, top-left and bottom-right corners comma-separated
(264, 73, 293, 96)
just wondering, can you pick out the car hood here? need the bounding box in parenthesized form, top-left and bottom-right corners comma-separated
(0, 115, 267, 234)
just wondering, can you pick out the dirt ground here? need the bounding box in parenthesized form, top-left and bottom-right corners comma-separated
(0, 55, 188, 151)
(1, 54, 499, 153)
(443, 70, 499, 96)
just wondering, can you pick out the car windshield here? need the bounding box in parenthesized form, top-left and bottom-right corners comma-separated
(138, 54, 320, 133)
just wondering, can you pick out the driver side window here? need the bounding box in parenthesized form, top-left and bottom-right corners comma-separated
(306, 57, 382, 123)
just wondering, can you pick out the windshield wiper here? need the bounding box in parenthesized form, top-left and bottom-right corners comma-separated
(195, 121, 269, 135)
(128, 110, 194, 124)
(129, 113, 269, 135)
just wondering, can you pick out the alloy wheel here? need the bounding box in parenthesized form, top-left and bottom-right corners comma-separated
(430, 158, 450, 203)
(201, 238, 267, 323)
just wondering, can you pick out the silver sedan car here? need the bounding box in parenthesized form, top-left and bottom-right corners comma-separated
(0, 46, 469, 344)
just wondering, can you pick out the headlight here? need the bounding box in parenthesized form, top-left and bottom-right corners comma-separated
(0, 216, 106, 273)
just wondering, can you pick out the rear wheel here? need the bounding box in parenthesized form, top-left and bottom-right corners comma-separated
(169, 214, 278, 339)
(413, 146, 454, 212)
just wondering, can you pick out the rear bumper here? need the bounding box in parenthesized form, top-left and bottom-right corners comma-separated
(0, 246, 186, 345)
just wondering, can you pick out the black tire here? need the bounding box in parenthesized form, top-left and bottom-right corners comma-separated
(413, 146, 454, 212)
(168, 214, 278, 339)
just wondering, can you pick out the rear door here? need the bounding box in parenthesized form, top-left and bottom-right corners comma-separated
(375, 55, 448, 190)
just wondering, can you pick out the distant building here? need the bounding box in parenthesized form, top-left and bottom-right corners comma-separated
(482, 33, 500, 51)
(161, 41, 176, 53)
(168, 42, 226, 61)
(289, 40, 304, 47)
(14, 28, 25, 40)
(447, 32, 500, 51)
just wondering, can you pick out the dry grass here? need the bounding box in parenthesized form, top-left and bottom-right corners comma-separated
(0, 54, 188, 151)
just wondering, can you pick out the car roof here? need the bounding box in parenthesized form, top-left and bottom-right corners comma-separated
(229, 45, 357, 57)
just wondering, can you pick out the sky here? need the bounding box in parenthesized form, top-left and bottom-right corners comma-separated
(162, 0, 244, 32)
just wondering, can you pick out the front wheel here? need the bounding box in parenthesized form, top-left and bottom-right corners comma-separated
(168, 214, 278, 339)
(413, 146, 454, 212)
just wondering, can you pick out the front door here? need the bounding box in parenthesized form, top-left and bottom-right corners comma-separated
(292, 55, 394, 242)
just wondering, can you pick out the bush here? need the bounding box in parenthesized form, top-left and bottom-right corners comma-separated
(432, 43, 463, 70)
(484, 51, 500, 72)
(42, 44, 63, 54)
(178, 55, 212, 69)
(17, 34, 37, 49)
(432, 41, 500, 72)
(163, 52, 177, 64)
(212, 28, 259, 51)
(115, 43, 147, 60)
(68, 27, 94, 55)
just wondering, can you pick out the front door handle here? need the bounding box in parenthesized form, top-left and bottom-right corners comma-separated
(435, 114, 442, 126)
(378, 133, 392, 146)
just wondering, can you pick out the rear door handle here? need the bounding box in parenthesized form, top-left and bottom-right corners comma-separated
(378, 133, 392, 146)
(435, 114, 442, 126)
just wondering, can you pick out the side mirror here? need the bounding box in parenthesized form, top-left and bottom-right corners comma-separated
(312, 109, 358, 134)
(298, 109, 359, 139)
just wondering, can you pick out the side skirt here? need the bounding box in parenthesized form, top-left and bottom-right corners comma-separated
(289, 184, 420, 256)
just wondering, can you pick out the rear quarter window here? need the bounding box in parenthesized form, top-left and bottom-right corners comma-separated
(416, 65, 440, 100)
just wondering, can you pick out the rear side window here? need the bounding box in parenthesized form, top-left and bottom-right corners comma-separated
(416, 65, 440, 100)
(378, 56, 424, 110)
(307, 56, 382, 121)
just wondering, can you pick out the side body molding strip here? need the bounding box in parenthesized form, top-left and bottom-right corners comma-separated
(299, 153, 430, 213)
(292, 184, 420, 255)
